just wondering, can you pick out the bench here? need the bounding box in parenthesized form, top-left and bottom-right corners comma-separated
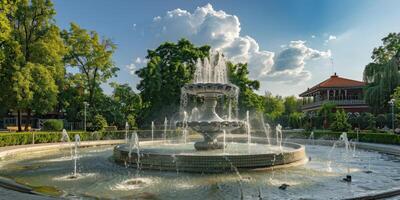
(6, 126, 32, 132)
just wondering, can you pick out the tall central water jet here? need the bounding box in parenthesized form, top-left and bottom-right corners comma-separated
(178, 52, 244, 150)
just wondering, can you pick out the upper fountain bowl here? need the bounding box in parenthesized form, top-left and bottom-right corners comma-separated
(183, 83, 239, 97)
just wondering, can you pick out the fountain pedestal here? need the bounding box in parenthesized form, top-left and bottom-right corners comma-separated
(182, 93, 243, 151)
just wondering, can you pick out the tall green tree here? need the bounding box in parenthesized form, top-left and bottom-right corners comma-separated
(227, 62, 263, 115)
(62, 23, 118, 109)
(364, 33, 400, 113)
(135, 39, 210, 126)
(263, 92, 284, 121)
(0, 0, 13, 62)
(1, 0, 65, 131)
(284, 96, 301, 114)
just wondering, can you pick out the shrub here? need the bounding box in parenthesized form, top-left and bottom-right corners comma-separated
(361, 112, 376, 130)
(42, 119, 64, 131)
(330, 110, 351, 132)
(91, 114, 108, 131)
(127, 114, 137, 129)
(0, 131, 126, 147)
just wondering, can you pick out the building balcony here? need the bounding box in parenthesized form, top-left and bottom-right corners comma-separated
(301, 99, 368, 111)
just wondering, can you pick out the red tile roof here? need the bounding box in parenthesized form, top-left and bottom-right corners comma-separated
(300, 73, 366, 96)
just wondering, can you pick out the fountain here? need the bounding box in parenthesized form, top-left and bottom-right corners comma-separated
(113, 52, 307, 173)
(71, 134, 80, 178)
(2, 53, 400, 199)
(61, 129, 73, 159)
(151, 121, 154, 141)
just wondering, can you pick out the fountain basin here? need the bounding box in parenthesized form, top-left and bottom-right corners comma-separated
(113, 142, 306, 173)
(182, 83, 239, 97)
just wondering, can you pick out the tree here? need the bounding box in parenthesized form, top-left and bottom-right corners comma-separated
(62, 23, 118, 109)
(110, 83, 141, 119)
(263, 92, 284, 121)
(227, 62, 263, 115)
(364, 33, 400, 113)
(330, 110, 351, 132)
(135, 39, 210, 126)
(58, 73, 85, 122)
(284, 96, 301, 115)
(0, 0, 13, 63)
(288, 112, 304, 129)
(1, 0, 65, 131)
(96, 83, 141, 128)
(318, 102, 336, 129)
(392, 86, 400, 110)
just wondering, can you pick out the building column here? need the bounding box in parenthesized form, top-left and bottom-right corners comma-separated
(327, 90, 330, 100)
(345, 90, 347, 100)
(333, 90, 336, 100)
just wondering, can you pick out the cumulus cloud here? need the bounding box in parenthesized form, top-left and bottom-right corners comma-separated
(265, 40, 331, 82)
(150, 4, 331, 83)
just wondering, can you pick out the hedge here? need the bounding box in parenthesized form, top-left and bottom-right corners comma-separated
(42, 119, 64, 131)
(283, 131, 400, 145)
(0, 131, 126, 147)
(0, 129, 182, 147)
(1, 129, 398, 147)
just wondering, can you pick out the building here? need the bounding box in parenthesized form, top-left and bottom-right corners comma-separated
(299, 73, 369, 113)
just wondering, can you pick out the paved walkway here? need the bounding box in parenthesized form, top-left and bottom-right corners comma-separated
(0, 187, 54, 200)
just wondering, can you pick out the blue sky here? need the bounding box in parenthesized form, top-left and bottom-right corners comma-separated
(53, 0, 400, 96)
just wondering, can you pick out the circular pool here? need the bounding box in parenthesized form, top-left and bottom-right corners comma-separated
(0, 140, 399, 199)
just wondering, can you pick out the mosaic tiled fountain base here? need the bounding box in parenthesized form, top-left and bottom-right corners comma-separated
(113, 142, 306, 173)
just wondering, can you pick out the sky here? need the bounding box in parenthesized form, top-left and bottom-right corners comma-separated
(53, 0, 400, 97)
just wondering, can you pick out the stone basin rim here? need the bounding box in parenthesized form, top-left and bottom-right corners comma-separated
(114, 142, 304, 157)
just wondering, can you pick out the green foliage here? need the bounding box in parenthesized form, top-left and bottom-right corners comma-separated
(62, 23, 118, 108)
(135, 39, 210, 126)
(284, 96, 301, 114)
(43, 119, 64, 131)
(0, 0, 66, 131)
(364, 33, 400, 113)
(263, 92, 284, 121)
(361, 112, 376, 130)
(91, 114, 108, 131)
(318, 102, 336, 128)
(392, 86, 400, 110)
(330, 110, 351, 132)
(227, 62, 263, 114)
(288, 112, 304, 129)
(0, 131, 126, 147)
(376, 114, 387, 128)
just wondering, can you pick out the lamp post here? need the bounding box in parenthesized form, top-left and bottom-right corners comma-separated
(83, 102, 89, 132)
(389, 99, 396, 133)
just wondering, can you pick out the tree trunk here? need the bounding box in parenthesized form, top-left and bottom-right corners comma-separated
(25, 109, 31, 131)
(17, 110, 22, 132)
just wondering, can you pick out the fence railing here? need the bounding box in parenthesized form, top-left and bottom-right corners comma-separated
(302, 99, 367, 110)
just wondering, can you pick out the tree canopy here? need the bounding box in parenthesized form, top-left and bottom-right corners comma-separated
(135, 39, 210, 126)
(62, 23, 118, 108)
(364, 33, 400, 113)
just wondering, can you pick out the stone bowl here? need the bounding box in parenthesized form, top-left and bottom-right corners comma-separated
(182, 83, 239, 97)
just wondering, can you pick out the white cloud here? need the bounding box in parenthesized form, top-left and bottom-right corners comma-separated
(126, 63, 137, 75)
(150, 4, 331, 83)
(324, 35, 337, 45)
(265, 40, 331, 82)
(311, 35, 316, 38)
(135, 57, 142, 64)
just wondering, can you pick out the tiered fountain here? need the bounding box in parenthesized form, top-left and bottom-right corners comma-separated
(179, 52, 243, 150)
(113, 52, 307, 173)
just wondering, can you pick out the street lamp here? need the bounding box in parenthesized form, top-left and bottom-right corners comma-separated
(389, 99, 396, 133)
(83, 101, 89, 132)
